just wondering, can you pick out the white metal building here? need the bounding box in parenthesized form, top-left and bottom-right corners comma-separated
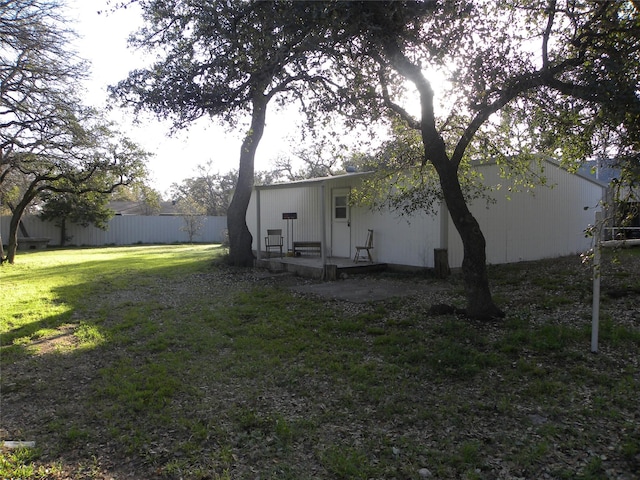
(247, 158, 607, 269)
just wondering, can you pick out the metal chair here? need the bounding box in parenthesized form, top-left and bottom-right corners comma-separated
(265, 229, 284, 257)
(353, 229, 373, 262)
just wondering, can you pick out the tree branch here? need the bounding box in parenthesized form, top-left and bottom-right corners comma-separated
(541, 0, 557, 68)
(377, 65, 420, 130)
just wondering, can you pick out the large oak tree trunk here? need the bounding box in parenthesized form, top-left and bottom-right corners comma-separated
(227, 95, 267, 267)
(385, 43, 504, 320)
(6, 188, 37, 264)
(434, 158, 505, 320)
(7, 210, 22, 264)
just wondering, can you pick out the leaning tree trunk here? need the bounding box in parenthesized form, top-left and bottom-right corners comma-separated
(6, 189, 37, 264)
(384, 43, 505, 320)
(59, 218, 67, 246)
(227, 94, 268, 267)
(7, 209, 22, 264)
(435, 158, 505, 320)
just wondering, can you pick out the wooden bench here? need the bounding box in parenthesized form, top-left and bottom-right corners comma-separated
(18, 237, 50, 251)
(293, 241, 321, 256)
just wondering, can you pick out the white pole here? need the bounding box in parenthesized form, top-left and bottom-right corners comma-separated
(321, 182, 327, 266)
(591, 241, 601, 353)
(591, 211, 602, 353)
(256, 188, 262, 261)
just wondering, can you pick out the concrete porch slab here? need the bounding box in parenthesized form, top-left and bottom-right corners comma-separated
(256, 255, 387, 280)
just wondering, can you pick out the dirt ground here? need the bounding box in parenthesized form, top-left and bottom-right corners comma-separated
(289, 276, 452, 303)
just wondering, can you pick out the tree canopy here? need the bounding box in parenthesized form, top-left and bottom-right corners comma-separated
(1, 0, 150, 263)
(0, 0, 85, 159)
(111, 1, 345, 266)
(38, 188, 115, 246)
(169, 161, 281, 216)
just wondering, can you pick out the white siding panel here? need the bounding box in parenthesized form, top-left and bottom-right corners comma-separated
(448, 162, 604, 268)
(249, 184, 325, 253)
(351, 206, 440, 267)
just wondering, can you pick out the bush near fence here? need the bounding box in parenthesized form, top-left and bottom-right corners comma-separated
(0, 215, 228, 246)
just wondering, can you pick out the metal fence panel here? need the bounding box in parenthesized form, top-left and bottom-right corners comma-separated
(0, 215, 228, 246)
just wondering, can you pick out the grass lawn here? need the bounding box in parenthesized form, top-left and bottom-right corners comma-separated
(1, 244, 639, 479)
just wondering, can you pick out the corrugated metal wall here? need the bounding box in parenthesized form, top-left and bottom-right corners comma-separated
(447, 162, 605, 267)
(248, 184, 324, 253)
(0, 215, 228, 246)
(349, 205, 441, 267)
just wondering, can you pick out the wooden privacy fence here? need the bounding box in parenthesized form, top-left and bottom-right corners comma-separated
(0, 215, 228, 247)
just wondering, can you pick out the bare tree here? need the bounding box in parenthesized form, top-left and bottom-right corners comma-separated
(177, 196, 205, 243)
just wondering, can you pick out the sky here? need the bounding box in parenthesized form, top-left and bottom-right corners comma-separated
(66, 0, 300, 195)
(65, 1, 452, 197)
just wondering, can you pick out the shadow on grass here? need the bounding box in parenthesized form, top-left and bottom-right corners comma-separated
(1, 245, 233, 476)
(1, 245, 219, 347)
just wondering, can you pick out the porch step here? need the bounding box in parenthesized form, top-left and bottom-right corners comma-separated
(257, 256, 387, 280)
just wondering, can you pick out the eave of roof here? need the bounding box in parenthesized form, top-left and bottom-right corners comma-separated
(254, 171, 374, 190)
(254, 156, 609, 192)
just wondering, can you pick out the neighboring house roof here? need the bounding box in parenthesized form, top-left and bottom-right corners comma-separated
(578, 159, 620, 184)
(109, 201, 145, 215)
(157, 201, 181, 216)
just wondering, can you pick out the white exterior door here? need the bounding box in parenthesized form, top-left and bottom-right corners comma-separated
(331, 188, 351, 258)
